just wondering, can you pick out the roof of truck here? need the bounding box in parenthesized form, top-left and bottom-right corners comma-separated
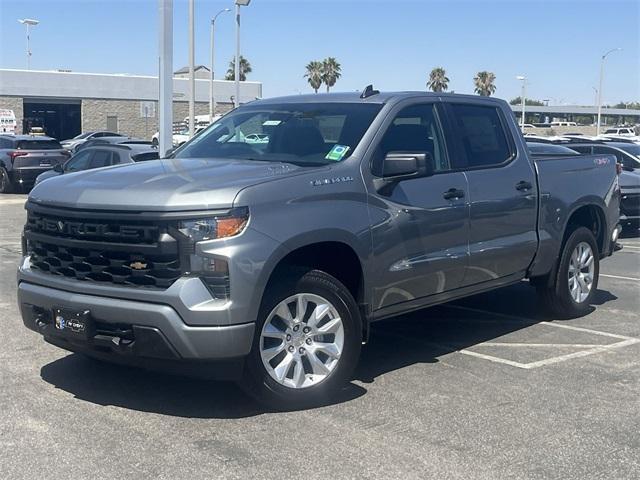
(251, 91, 505, 105)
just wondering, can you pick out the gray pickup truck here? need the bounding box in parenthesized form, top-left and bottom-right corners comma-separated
(18, 91, 621, 408)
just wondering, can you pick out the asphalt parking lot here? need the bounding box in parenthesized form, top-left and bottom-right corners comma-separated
(1, 193, 639, 480)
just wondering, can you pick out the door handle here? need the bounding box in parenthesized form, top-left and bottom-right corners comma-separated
(516, 180, 533, 191)
(443, 188, 465, 200)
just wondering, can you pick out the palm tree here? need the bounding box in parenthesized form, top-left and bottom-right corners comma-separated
(225, 56, 252, 81)
(322, 57, 342, 92)
(304, 61, 324, 93)
(473, 71, 497, 96)
(427, 67, 449, 92)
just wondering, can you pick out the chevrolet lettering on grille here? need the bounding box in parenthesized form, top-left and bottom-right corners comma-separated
(31, 216, 159, 243)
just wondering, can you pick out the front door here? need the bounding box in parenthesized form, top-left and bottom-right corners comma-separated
(445, 101, 538, 285)
(366, 102, 470, 311)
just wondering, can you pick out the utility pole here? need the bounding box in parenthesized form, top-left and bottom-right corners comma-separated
(158, 0, 173, 156)
(188, 0, 195, 137)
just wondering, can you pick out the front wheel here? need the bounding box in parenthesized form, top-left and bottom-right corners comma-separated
(538, 227, 599, 318)
(242, 269, 362, 410)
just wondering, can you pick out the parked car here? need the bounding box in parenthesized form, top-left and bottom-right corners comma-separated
(0, 135, 69, 193)
(28, 127, 46, 136)
(570, 142, 640, 227)
(35, 143, 160, 185)
(60, 131, 124, 152)
(550, 121, 577, 127)
(245, 133, 270, 144)
(151, 125, 208, 147)
(526, 142, 579, 156)
(19, 91, 621, 408)
(603, 127, 636, 137)
(75, 137, 153, 152)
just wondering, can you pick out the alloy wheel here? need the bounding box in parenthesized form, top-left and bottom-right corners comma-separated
(568, 241, 595, 303)
(260, 293, 344, 389)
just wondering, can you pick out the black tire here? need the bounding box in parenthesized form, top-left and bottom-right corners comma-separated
(0, 167, 14, 194)
(241, 269, 362, 410)
(151, 137, 159, 147)
(537, 226, 599, 318)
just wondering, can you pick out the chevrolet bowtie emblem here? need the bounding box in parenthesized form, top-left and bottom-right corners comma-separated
(129, 261, 148, 270)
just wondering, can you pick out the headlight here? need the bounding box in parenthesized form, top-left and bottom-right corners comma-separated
(178, 209, 248, 242)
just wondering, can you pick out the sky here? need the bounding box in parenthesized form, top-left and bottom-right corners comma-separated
(1, 0, 638, 105)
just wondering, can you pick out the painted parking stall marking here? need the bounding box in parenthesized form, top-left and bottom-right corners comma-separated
(445, 305, 640, 370)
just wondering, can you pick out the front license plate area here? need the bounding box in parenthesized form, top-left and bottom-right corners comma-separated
(52, 307, 94, 340)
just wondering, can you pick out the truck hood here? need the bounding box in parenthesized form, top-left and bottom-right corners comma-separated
(28, 157, 305, 211)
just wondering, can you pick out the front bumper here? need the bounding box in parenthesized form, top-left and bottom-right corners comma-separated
(18, 281, 255, 377)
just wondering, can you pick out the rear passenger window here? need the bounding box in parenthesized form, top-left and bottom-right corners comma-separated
(450, 104, 513, 168)
(89, 150, 115, 169)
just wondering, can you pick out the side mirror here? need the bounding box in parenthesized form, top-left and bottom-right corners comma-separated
(53, 164, 64, 173)
(164, 147, 176, 158)
(382, 151, 434, 179)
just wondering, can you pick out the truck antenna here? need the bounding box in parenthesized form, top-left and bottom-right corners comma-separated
(360, 84, 380, 99)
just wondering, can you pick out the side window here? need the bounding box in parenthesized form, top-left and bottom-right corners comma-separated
(89, 150, 115, 169)
(571, 146, 593, 155)
(374, 103, 449, 175)
(65, 151, 94, 172)
(449, 104, 513, 168)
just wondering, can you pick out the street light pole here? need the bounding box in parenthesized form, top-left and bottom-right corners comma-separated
(516, 75, 526, 129)
(597, 48, 622, 136)
(188, 0, 195, 138)
(18, 19, 39, 70)
(234, 0, 251, 109)
(158, 0, 173, 157)
(210, 8, 230, 121)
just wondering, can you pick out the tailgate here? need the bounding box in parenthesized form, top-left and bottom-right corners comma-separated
(13, 150, 68, 169)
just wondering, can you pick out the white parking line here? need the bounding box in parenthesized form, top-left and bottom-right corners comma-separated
(0, 199, 27, 205)
(461, 338, 640, 369)
(600, 274, 640, 282)
(446, 304, 640, 369)
(479, 342, 606, 348)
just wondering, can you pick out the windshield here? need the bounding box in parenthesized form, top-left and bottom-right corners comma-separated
(17, 140, 63, 150)
(73, 132, 92, 140)
(174, 103, 383, 165)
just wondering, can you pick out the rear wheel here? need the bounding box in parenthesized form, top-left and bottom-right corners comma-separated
(0, 168, 14, 194)
(242, 269, 361, 410)
(538, 227, 599, 318)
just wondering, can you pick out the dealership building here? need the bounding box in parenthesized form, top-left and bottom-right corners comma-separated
(0, 68, 262, 140)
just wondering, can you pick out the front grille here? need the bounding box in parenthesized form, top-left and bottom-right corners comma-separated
(29, 240, 181, 288)
(25, 207, 184, 289)
(621, 193, 640, 216)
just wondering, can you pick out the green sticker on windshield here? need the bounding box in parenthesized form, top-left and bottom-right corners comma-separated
(325, 144, 350, 162)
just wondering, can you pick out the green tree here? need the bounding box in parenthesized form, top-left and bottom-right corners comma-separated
(322, 57, 342, 92)
(427, 67, 450, 92)
(473, 71, 497, 96)
(304, 60, 324, 93)
(509, 96, 545, 106)
(225, 56, 252, 81)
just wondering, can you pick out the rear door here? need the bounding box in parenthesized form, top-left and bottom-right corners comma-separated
(445, 101, 538, 285)
(366, 101, 470, 309)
